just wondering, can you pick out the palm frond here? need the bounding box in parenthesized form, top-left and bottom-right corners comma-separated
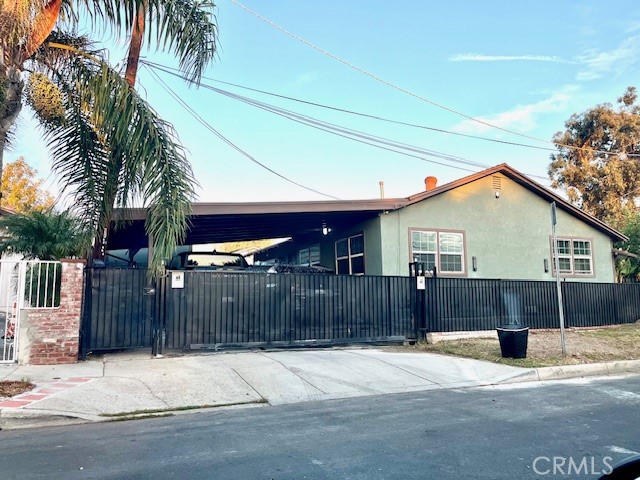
(148, 0, 218, 83)
(68, 0, 143, 34)
(66, 0, 217, 82)
(34, 34, 196, 276)
(0, 210, 90, 260)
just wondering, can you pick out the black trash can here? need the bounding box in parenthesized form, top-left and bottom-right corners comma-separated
(496, 324, 529, 358)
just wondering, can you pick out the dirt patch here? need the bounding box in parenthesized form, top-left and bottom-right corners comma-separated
(0, 381, 35, 399)
(405, 322, 640, 368)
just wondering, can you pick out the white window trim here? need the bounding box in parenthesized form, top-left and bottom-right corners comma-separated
(410, 229, 466, 275)
(551, 237, 594, 277)
(335, 234, 365, 275)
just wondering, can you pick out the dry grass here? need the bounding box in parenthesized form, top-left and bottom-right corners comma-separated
(0, 380, 34, 398)
(408, 322, 640, 368)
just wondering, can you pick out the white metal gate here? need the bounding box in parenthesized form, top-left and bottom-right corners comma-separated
(1, 260, 62, 363)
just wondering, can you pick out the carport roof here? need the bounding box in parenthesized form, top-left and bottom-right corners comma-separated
(108, 198, 408, 250)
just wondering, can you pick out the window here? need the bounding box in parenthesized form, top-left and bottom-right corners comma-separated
(411, 230, 465, 274)
(335, 234, 365, 275)
(551, 238, 593, 276)
(299, 244, 320, 266)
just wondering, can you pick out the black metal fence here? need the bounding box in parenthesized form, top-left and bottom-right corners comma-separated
(81, 267, 640, 355)
(424, 277, 640, 332)
(164, 272, 415, 349)
(81, 268, 154, 355)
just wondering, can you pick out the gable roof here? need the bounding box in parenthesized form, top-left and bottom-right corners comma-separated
(405, 163, 626, 242)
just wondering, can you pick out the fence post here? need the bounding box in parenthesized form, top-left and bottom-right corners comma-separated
(79, 267, 93, 360)
(147, 277, 160, 356)
(408, 262, 427, 340)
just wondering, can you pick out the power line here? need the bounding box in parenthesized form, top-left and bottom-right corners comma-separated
(145, 61, 551, 181)
(228, 0, 640, 159)
(145, 64, 488, 173)
(144, 66, 341, 200)
(142, 59, 558, 155)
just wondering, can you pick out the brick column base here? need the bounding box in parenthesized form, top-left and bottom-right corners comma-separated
(18, 260, 85, 365)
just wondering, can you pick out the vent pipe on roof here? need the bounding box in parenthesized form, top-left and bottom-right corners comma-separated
(379, 181, 385, 199)
(425, 176, 438, 191)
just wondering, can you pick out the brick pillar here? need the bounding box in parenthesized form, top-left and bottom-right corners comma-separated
(18, 259, 86, 365)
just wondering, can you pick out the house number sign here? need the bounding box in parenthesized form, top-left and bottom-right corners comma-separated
(171, 272, 185, 289)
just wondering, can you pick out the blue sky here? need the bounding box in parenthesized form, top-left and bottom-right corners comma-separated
(13, 0, 640, 203)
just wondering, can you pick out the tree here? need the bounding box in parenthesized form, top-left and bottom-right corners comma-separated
(614, 213, 640, 281)
(0, 210, 89, 260)
(548, 86, 640, 229)
(1, 156, 54, 213)
(0, 0, 218, 276)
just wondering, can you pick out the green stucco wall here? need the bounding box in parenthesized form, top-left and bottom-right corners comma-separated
(378, 174, 615, 282)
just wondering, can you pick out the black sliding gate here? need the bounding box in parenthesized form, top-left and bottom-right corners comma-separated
(81, 268, 417, 355)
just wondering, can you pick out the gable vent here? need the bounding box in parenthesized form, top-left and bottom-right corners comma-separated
(492, 176, 502, 190)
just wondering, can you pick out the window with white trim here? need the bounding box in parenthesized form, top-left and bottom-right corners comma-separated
(299, 244, 320, 266)
(411, 230, 465, 274)
(335, 234, 365, 275)
(552, 238, 593, 275)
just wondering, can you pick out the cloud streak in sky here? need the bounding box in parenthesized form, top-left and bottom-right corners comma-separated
(452, 86, 578, 134)
(450, 53, 569, 63)
(576, 36, 640, 80)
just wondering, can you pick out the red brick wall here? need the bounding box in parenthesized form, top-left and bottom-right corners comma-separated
(22, 260, 85, 365)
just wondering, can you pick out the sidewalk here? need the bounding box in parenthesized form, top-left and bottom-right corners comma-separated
(1, 348, 638, 429)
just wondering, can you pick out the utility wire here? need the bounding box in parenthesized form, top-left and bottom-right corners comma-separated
(145, 62, 551, 181)
(147, 62, 485, 169)
(142, 59, 557, 155)
(228, 0, 640, 159)
(145, 66, 341, 200)
(146, 64, 489, 173)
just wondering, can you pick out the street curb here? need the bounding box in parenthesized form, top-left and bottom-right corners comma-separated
(0, 400, 269, 430)
(503, 359, 640, 384)
(0, 408, 101, 430)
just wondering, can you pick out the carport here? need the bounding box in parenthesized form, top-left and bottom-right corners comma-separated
(81, 198, 417, 357)
(108, 198, 407, 254)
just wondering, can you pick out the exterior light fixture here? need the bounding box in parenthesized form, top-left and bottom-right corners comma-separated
(472, 256, 477, 271)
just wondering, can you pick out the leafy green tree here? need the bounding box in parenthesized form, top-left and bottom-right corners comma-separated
(548, 86, 640, 229)
(614, 213, 640, 281)
(0, 0, 218, 276)
(0, 210, 90, 260)
(1, 156, 54, 213)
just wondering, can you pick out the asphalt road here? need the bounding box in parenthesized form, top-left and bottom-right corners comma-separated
(1, 375, 640, 479)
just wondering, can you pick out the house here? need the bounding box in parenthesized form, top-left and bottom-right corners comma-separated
(107, 164, 625, 283)
(254, 164, 625, 282)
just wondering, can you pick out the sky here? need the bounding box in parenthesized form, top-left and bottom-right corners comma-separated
(11, 0, 640, 203)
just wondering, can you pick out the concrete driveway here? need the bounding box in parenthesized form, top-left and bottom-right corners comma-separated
(0, 347, 531, 423)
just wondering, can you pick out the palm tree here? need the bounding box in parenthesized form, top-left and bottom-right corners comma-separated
(0, 209, 89, 260)
(0, 209, 91, 308)
(0, 0, 218, 276)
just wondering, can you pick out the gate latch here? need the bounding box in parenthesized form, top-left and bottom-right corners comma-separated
(143, 287, 156, 296)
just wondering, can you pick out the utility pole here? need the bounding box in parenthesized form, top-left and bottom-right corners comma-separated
(551, 202, 567, 355)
